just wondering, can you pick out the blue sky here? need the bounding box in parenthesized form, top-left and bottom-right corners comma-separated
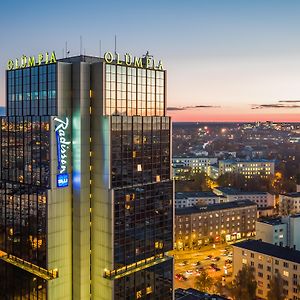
(1, 0, 300, 121)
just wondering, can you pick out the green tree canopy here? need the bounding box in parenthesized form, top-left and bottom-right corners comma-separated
(194, 269, 214, 293)
(231, 265, 257, 300)
(267, 273, 285, 300)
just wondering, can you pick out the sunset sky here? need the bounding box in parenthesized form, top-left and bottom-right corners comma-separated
(1, 0, 300, 122)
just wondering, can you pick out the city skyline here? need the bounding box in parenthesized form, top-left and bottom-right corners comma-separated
(1, 0, 300, 122)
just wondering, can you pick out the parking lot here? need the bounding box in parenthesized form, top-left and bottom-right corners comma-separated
(172, 243, 234, 293)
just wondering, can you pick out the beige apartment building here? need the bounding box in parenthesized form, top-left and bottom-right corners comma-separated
(233, 240, 300, 300)
(175, 200, 257, 249)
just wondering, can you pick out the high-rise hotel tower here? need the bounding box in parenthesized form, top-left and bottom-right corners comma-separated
(0, 51, 173, 299)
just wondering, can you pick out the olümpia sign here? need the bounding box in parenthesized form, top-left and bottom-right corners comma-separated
(103, 52, 164, 70)
(7, 51, 57, 70)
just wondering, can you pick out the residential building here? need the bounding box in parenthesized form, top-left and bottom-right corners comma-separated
(175, 288, 228, 300)
(0, 51, 173, 299)
(218, 159, 275, 179)
(175, 191, 222, 208)
(173, 157, 218, 180)
(279, 192, 300, 215)
(175, 200, 257, 249)
(256, 218, 288, 247)
(213, 187, 275, 208)
(233, 240, 300, 300)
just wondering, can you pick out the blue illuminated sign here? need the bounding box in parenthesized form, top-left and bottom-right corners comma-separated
(57, 174, 69, 187)
(54, 117, 70, 188)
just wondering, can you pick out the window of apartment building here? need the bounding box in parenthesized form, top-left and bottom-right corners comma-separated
(293, 280, 298, 286)
(257, 289, 263, 295)
(257, 281, 263, 287)
(293, 265, 298, 270)
(275, 268, 279, 273)
(267, 274, 271, 280)
(251, 261, 254, 267)
(283, 270, 289, 277)
(275, 260, 279, 265)
(267, 266, 271, 272)
(258, 272, 263, 278)
(258, 264, 263, 270)
(293, 274, 298, 279)
(284, 262, 289, 268)
(258, 255, 263, 260)
(242, 258, 247, 264)
(283, 280, 289, 286)
(251, 253, 254, 258)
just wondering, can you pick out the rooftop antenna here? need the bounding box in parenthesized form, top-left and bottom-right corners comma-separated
(80, 36, 83, 56)
(114, 34, 117, 54)
(99, 40, 102, 57)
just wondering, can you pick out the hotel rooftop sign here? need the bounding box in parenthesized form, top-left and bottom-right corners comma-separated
(103, 52, 164, 70)
(7, 51, 57, 71)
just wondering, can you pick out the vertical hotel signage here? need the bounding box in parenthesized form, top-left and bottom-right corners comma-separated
(54, 117, 70, 188)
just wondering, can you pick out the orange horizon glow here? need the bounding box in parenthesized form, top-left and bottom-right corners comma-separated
(168, 110, 300, 122)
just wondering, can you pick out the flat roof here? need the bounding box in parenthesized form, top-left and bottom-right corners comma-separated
(175, 191, 219, 199)
(175, 288, 228, 300)
(215, 187, 269, 196)
(257, 218, 284, 226)
(176, 199, 256, 216)
(233, 240, 300, 264)
(281, 192, 300, 198)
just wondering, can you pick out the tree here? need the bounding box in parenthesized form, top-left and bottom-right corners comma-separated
(267, 273, 285, 300)
(194, 269, 214, 293)
(230, 265, 257, 300)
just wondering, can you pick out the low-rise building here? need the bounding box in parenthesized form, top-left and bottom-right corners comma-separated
(257, 206, 276, 218)
(173, 157, 218, 180)
(219, 159, 275, 179)
(175, 200, 257, 249)
(233, 240, 300, 300)
(213, 187, 275, 208)
(175, 191, 221, 208)
(175, 288, 228, 300)
(279, 192, 300, 215)
(256, 215, 300, 250)
(256, 218, 288, 247)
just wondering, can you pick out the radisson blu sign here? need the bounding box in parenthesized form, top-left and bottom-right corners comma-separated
(54, 117, 70, 188)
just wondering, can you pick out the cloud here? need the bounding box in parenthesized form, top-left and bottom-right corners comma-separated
(278, 100, 300, 103)
(251, 103, 300, 110)
(167, 105, 220, 111)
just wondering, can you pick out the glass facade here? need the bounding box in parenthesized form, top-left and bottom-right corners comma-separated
(105, 65, 165, 116)
(7, 64, 57, 116)
(110, 111, 173, 298)
(0, 64, 55, 299)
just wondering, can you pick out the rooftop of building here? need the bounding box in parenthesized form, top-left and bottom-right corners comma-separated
(175, 288, 228, 300)
(173, 157, 217, 160)
(175, 191, 219, 199)
(233, 240, 300, 264)
(281, 192, 300, 198)
(219, 158, 275, 163)
(176, 199, 256, 216)
(214, 187, 269, 196)
(257, 217, 284, 226)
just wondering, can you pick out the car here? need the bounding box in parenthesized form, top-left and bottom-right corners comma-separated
(212, 256, 220, 262)
(185, 270, 194, 275)
(178, 261, 187, 266)
(205, 255, 213, 260)
(191, 262, 197, 266)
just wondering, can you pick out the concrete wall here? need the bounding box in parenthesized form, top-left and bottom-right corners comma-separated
(91, 62, 114, 300)
(47, 63, 73, 300)
(71, 62, 92, 300)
